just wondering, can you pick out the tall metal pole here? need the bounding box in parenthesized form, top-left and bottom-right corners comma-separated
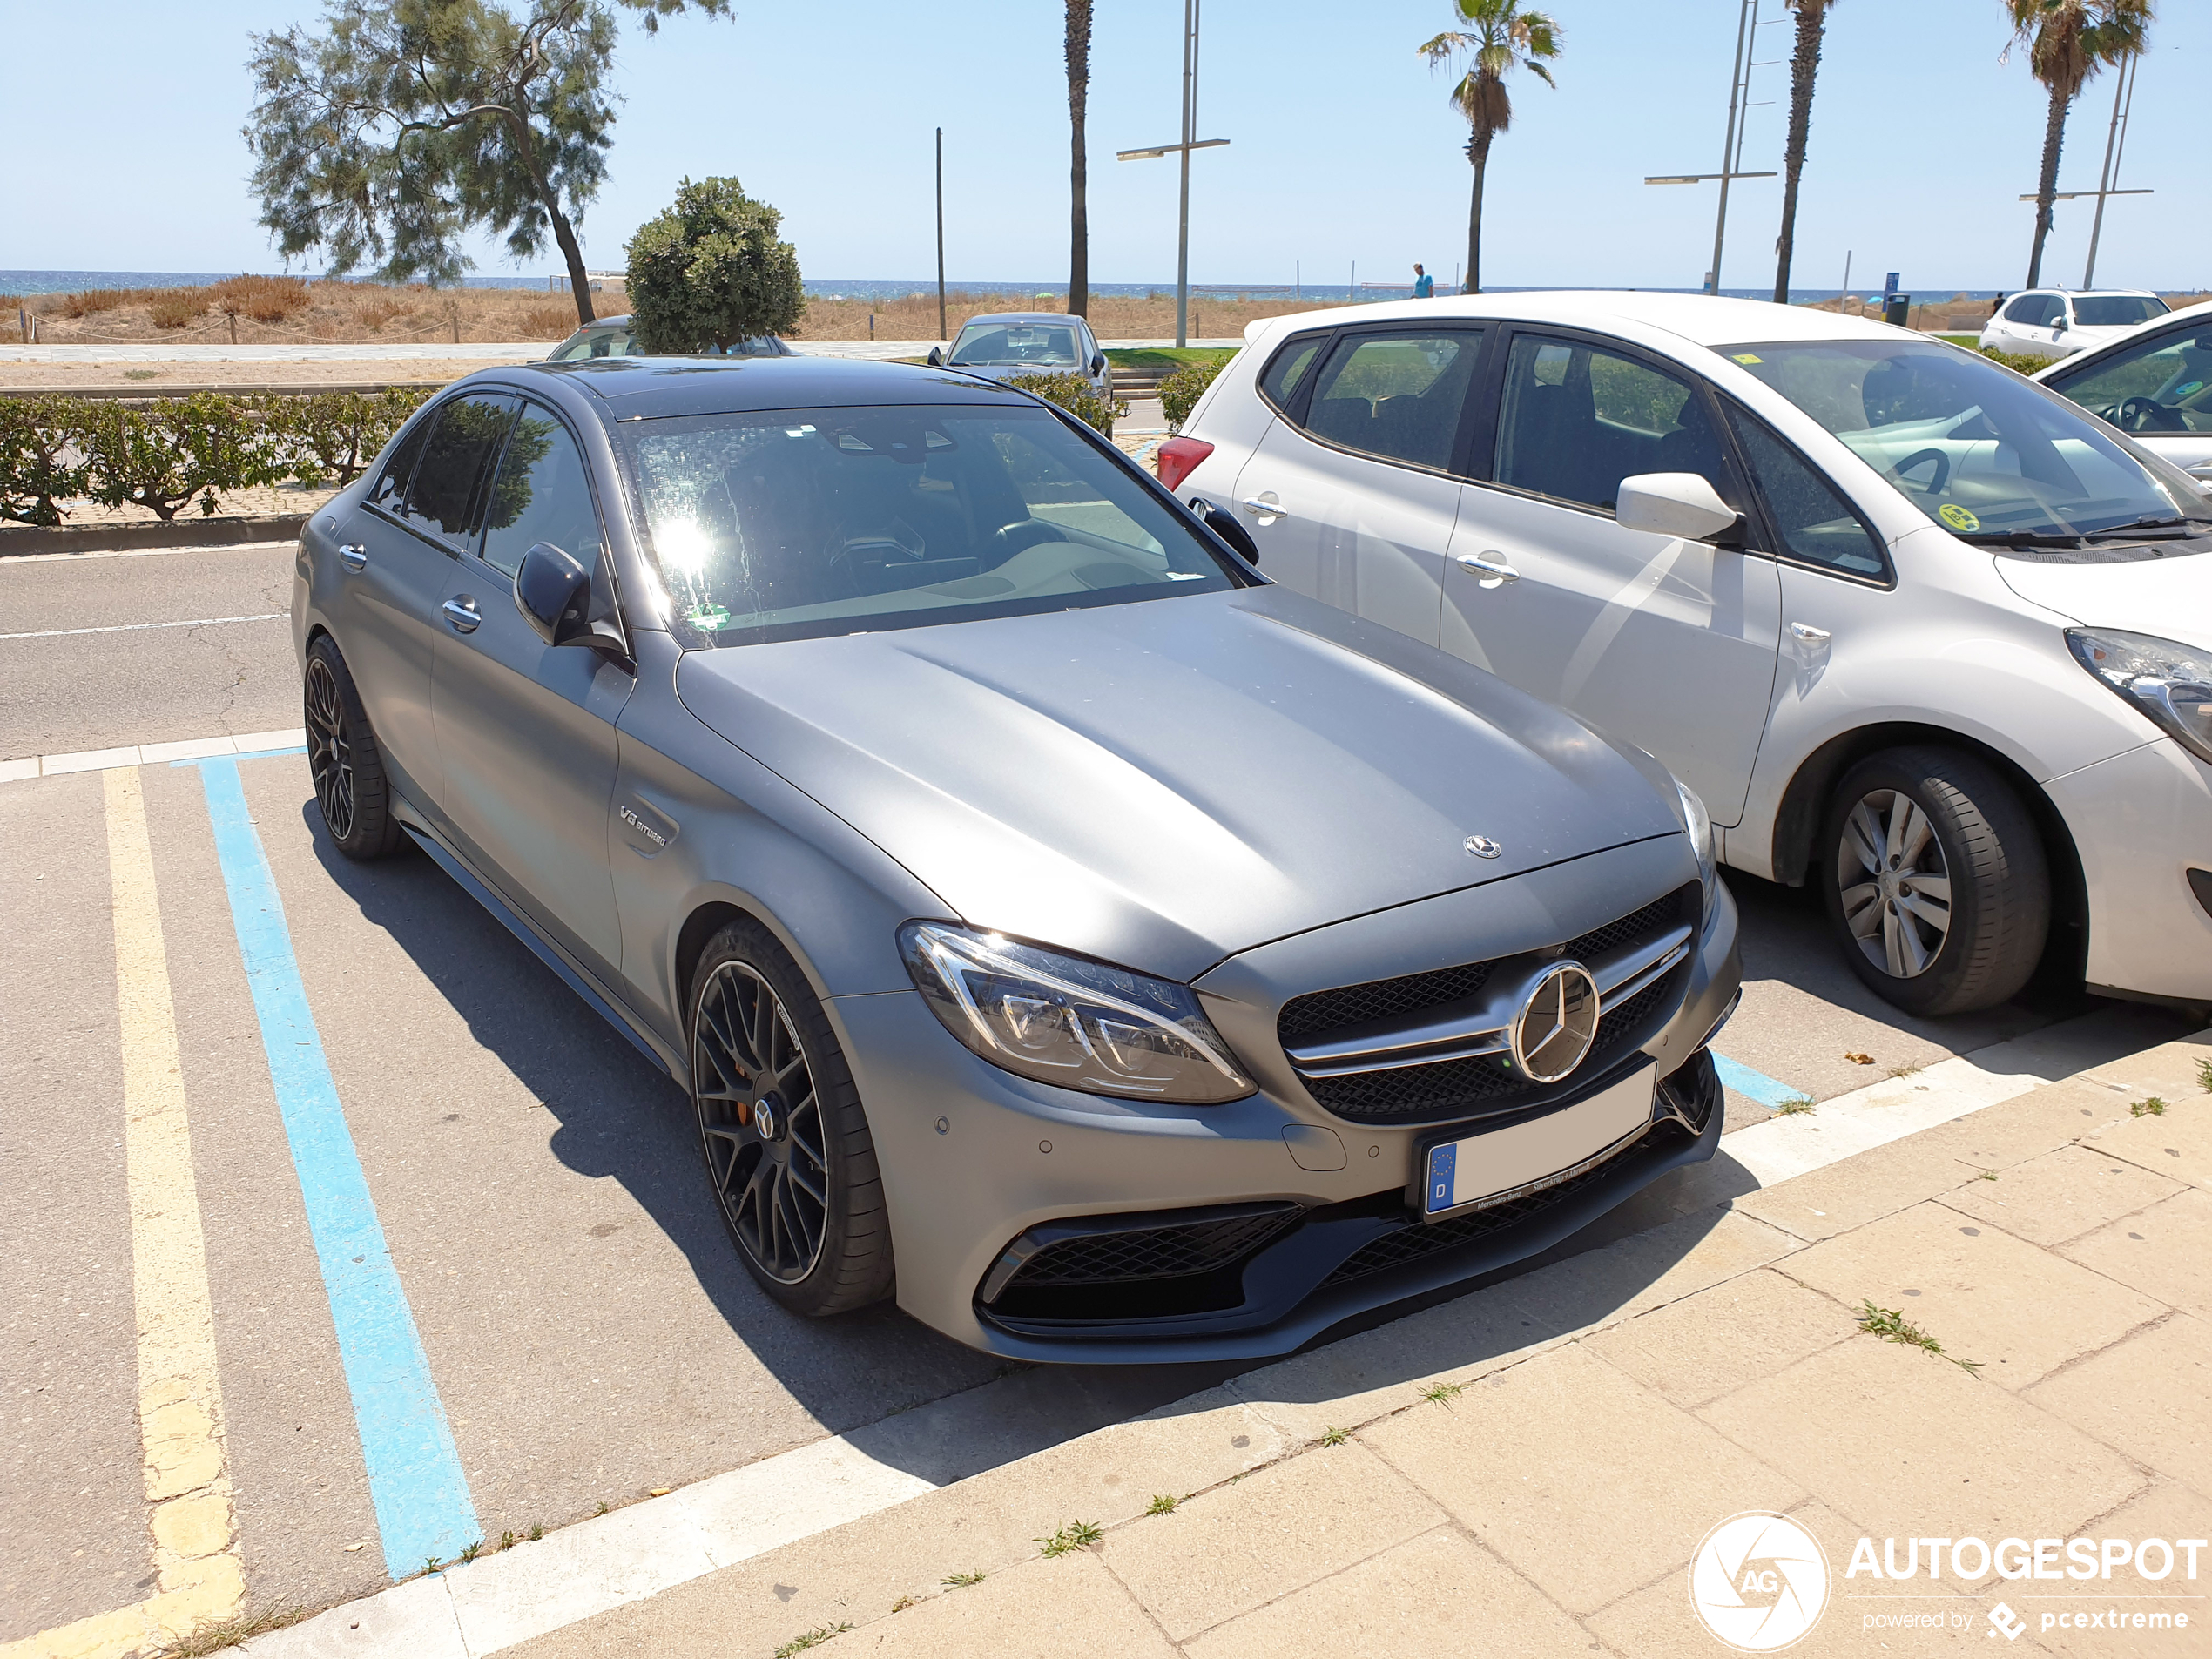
(1707, 0, 1753, 294)
(1174, 0, 1197, 348)
(935, 127, 947, 343)
(2082, 53, 2138, 290)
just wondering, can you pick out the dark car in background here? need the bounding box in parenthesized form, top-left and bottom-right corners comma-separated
(928, 312, 1113, 403)
(547, 314, 792, 361)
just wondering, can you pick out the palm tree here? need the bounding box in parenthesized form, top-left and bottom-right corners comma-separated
(1420, 0, 1562, 296)
(2006, 0, 2154, 290)
(1065, 0, 1093, 319)
(1771, 0, 1838, 305)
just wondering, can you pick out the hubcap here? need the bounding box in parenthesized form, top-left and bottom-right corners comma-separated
(304, 656, 356, 842)
(691, 962, 827, 1284)
(1837, 789, 1953, 979)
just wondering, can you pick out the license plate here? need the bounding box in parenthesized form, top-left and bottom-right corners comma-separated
(1420, 1066, 1656, 1220)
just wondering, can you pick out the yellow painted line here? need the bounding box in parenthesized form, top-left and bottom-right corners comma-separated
(1, 770, 243, 1659)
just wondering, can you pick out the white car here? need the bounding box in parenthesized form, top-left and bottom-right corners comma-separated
(1164, 293, 2212, 1015)
(2036, 299, 2212, 482)
(1979, 288, 2168, 362)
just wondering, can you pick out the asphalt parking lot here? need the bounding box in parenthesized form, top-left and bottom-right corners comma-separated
(3, 542, 2192, 1645)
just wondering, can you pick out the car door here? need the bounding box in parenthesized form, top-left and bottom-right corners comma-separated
(332, 392, 512, 805)
(1439, 330, 1781, 826)
(1230, 325, 1483, 647)
(431, 398, 634, 974)
(2041, 315, 2212, 477)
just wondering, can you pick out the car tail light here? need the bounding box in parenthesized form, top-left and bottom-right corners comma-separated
(1155, 437, 1215, 492)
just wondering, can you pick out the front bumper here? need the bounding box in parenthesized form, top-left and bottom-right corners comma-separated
(829, 852, 1742, 1362)
(2046, 737, 2212, 1003)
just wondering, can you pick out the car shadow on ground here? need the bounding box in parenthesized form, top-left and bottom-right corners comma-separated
(296, 804, 1229, 1484)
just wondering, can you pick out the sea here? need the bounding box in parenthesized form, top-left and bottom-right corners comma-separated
(1, 270, 2006, 305)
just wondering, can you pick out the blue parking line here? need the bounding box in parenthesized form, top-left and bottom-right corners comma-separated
(1711, 1052, 1804, 1109)
(193, 758, 479, 1578)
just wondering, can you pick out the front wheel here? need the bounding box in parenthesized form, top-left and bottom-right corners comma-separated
(1820, 747, 2049, 1016)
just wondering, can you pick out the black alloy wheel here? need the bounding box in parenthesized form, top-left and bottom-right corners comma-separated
(302, 635, 402, 859)
(687, 921, 894, 1315)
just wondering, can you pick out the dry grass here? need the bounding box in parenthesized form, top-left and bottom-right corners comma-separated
(792, 287, 1363, 342)
(149, 292, 206, 329)
(13, 280, 618, 345)
(211, 273, 312, 322)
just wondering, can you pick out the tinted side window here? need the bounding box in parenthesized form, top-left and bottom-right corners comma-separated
(1725, 407, 1887, 579)
(1494, 335, 1728, 512)
(402, 394, 516, 547)
(366, 417, 430, 515)
(479, 406, 606, 579)
(1259, 335, 1325, 412)
(2049, 325, 2212, 433)
(1299, 329, 1480, 470)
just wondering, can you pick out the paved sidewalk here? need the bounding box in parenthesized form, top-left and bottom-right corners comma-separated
(236, 1024, 2212, 1659)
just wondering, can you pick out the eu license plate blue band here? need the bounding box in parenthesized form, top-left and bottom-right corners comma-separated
(1426, 1143, 1459, 1213)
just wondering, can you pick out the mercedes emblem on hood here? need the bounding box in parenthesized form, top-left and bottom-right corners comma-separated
(1464, 835, 1502, 859)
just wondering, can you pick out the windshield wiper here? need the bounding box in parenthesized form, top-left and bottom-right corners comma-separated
(2079, 516, 2207, 542)
(1951, 529, 2089, 549)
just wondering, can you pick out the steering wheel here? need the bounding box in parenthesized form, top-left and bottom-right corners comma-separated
(1885, 447, 1951, 495)
(2117, 396, 2186, 433)
(992, 520, 1072, 557)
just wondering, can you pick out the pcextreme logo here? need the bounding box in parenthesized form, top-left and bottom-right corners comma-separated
(1689, 1512, 1831, 1651)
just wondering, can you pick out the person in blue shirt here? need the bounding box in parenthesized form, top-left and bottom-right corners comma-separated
(1413, 264, 1434, 300)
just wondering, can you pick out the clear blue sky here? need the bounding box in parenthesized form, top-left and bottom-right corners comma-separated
(11, 0, 2207, 294)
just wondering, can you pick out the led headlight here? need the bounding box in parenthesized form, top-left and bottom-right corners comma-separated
(1674, 778, 1717, 912)
(2067, 628, 2212, 768)
(899, 922, 1254, 1103)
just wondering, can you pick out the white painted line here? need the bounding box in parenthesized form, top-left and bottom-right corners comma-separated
(0, 757, 37, 784)
(140, 737, 241, 764)
(233, 727, 309, 755)
(43, 745, 143, 774)
(0, 612, 285, 642)
(1, 543, 298, 563)
(2, 731, 309, 784)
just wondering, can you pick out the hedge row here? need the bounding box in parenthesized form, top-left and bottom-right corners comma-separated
(0, 388, 432, 527)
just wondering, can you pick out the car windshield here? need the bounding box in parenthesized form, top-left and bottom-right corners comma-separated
(2072, 295, 2168, 327)
(624, 403, 1243, 647)
(2048, 320, 2212, 436)
(949, 323, 1081, 368)
(1718, 338, 2211, 540)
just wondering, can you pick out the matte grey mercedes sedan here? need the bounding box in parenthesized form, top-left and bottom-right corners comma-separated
(292, 356, 1742, 1361)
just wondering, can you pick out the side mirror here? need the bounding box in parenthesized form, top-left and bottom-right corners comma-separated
(1190, 496, 1260, 566)
(1090, 353, 1108, 376)
(1615, 473, 1741, 542)
(514, 541, 593, 646)
(927, 347, 944, 368)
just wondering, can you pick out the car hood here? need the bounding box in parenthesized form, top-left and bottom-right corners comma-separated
(1996, 545, 2212, 653)
(946, 361, 1090, 381)
(674, 586, 1683, 981)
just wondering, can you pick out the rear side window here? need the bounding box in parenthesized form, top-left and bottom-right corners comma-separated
(1724, 407, 1887, 580)
(2005, 293, 2060, 327)
(1259, 334, 1326, 412)
(366, 418, 429, 515)
(1298, 328, 1481, 471)
(1494, 334, 1729, 512)
(402, 394, 516, 547)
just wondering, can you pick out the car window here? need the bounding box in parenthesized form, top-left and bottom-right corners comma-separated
(948, 324, 1080, 368)
(1259, 335, 1325, 412)
(401, 394, 517, 548)
(1724, 407, 1887, 579)
(2005, 293, 2058, 327)
(2073, 295, 2168, 327)
(2048, 322, 2212, 435)
(1494, 335, 1729, 512)
(624, 403, 1246, 648)
(478, 404, 605, 579)
(1299, 329, 1480, 470)
(366, 416, 431, 515)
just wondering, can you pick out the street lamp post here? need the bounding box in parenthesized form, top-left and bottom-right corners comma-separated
(1117, 0, 1229, 348)
(1645, 0, 1777, 294)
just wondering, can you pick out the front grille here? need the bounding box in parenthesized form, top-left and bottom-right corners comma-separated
(1280, 883, 1700, 1128)
(1007, 1207, 1301, 1288)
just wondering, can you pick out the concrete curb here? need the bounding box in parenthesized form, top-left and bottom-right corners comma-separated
(0, 515, 307, 557)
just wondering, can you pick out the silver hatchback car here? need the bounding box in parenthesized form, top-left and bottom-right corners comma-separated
(293, 356, 1741, 1360)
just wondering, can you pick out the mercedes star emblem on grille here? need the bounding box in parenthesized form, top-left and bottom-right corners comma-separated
(1510, 962, 1601, 1082)
(1464, 835, 1502, 859)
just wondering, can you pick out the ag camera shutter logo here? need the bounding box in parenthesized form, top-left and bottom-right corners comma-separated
(1689, 1511, 1831, 1650)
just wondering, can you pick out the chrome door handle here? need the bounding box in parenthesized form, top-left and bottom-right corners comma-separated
(1789, 622, 1831, 643)
(442, 597, 482, 634)
(339, 544, 368, 571)
(1240, 495, 1289, 520)
(1454, 550, 1520, 587)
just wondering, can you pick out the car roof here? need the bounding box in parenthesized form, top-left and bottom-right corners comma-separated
(2018, 288, 2161, 299)
(1239, 290, 1916, 353)
(958, 312, 1087, 328)
(518, 354, 1039, 417)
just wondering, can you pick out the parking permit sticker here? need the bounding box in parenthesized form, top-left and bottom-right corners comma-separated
(2179, 381, 2205, 396)
(687, 604, 732, 631)
(1730, 353, 1763, 364)
(1937, 503, 1981, 532)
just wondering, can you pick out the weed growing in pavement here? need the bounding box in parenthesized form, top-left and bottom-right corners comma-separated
(499, 1529, 518, 1552)
(1979, 1170, 2000, 1181)
(942, 1569, 988, 1589)
(1858, 1301, 1983, 1374)
(458, 1541, 481, 1564)
(421, 1556, 442, 1578)
(1037, 1520, 1104, 1557)
(1774, 1096, 1817, 1116)
(773, 1622, 852, 1657)
(2197, 1059, 2212, 1092)
(890, 1595, 916, 1613)
(159, 1604, 309, 1656)
(1319, 1426, 1350, 1447)
(1888, 1064, 1922, 1080)
(528, 1522, 544, 1541)
(595, 1501, 610, 1516)
(1146, 1494, 1180, 1515)
(1422, 1380, 1466, 1407)
(2133, 1097, 2168, 1117)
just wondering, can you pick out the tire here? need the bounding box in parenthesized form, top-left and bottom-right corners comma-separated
(687, 919, 894, 1316)
(1820, 746, 2049, 1016)
(303, 635, 404, 860)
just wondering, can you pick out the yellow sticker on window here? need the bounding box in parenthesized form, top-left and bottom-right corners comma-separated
(1731, 353, 1764, 364)
(1938, 503, 1981, 533)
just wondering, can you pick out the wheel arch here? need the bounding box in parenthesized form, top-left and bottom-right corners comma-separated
(1770, 721, 2088, 988)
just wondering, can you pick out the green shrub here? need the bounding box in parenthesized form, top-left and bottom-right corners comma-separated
(1979, 344, 2051, 375)
(76, 393, 287, 521)
(1159, 357, 1228, 433)
(278, 388, 430, 487)
(1003, 371, 1129, 437)
(626, 176, 806, 354)
(0, 395, 91, 526)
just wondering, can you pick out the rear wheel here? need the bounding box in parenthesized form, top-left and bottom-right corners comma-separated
(303, 636, 402, 859)
(688, 920, 894, 1316)
(1820, 747, 2048, 1016)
